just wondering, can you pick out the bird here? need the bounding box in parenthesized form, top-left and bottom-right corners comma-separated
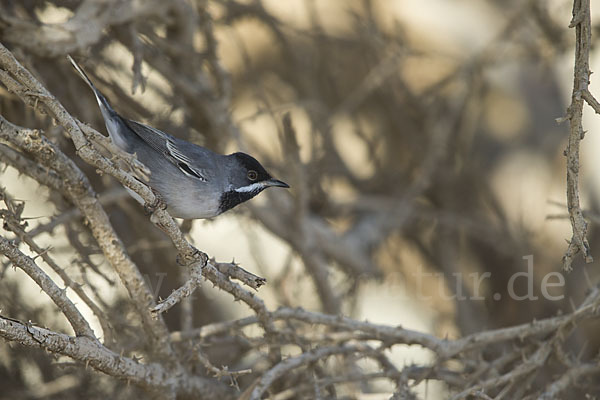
(68, 56, 289, 219)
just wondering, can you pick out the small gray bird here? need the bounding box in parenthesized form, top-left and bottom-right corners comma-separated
(68, 56, 289, 219)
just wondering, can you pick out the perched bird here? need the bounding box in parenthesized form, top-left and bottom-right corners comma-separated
(68, 56, 289, 219)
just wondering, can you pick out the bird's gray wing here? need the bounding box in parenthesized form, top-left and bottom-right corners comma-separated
(124, 119, 208, 182)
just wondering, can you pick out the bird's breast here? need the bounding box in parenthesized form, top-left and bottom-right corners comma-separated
(148, 164, 221, 219)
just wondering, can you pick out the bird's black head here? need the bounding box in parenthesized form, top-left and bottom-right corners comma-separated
(218, 152, 289, 214)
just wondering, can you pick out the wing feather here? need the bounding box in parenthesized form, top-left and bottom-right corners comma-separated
(124, 120, 207, 182)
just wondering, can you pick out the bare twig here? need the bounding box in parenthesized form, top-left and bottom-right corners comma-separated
(151, 263, 203, 317)
(0, 236, 95, 338)
(0, 315, 233, 399)
(562, 0, 594, 270)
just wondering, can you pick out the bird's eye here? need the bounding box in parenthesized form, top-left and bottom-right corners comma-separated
(247, 170, 258, 181)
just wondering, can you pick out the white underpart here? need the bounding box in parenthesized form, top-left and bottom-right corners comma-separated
(234, 182, 266, 193)
(103, 115, 128, 150)
(125, 187, 144, 205)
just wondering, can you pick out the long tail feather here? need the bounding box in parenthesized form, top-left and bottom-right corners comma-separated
(67, 55, 116, 115)
(67, 55, 130, 149)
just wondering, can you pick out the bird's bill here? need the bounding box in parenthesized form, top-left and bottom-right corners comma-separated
(266, 178, 290, 188)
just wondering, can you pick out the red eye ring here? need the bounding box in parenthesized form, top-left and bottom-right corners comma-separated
(247, 170, 258, 181)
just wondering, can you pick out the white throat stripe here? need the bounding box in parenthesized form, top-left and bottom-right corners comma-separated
(234, 182, 265, 193)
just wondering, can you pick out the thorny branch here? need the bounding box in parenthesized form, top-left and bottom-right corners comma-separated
(562, 0, 594, 270)
(0, 315, 231, 398)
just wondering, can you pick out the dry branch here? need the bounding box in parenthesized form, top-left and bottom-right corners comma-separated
(562, 0, 595, 270)
(0, 315, 232, 399)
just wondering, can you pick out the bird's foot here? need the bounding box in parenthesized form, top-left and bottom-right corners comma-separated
(176, 248, 208, 267)
(144, 188, 167, 215)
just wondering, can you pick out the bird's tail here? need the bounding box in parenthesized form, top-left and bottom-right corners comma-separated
(67, 55, 129, 150)
(67, 55, 117, 115)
